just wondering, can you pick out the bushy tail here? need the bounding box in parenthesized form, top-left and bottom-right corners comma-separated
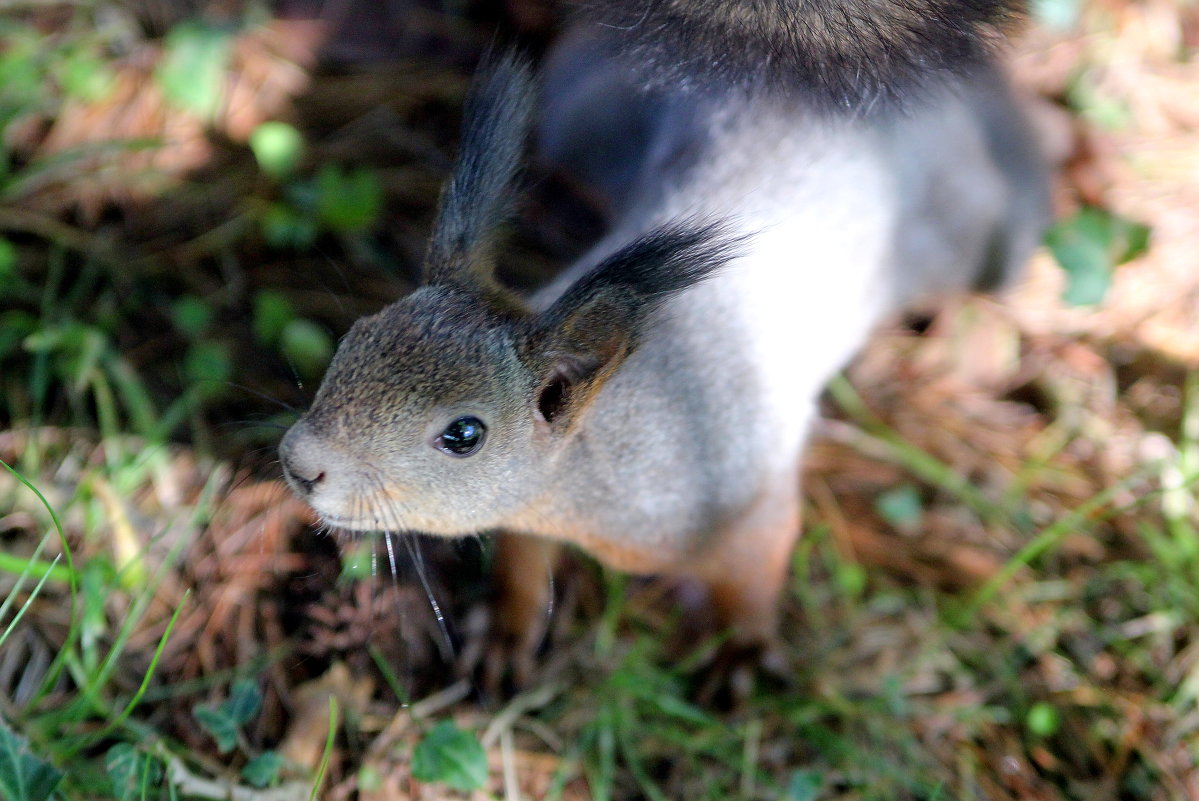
(569, 0, 1027, 107)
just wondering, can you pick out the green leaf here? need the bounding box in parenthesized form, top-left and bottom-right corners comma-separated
(261, 202, 318, 249)
(411, 721, 488, 792)
(105, 743, 164, 801)
(242, 751, 285, 788)
(1026, 701, 1061, 737)
(1030, 0, 1082, 31)
(340, 539, 376, 581)
(0, 27, 46, 117)
(1066, 75, 1133, 131)
(280, 319, 334, 379)
(80, 558, 113, 666)
(223, 679, 263, 726)
(54, 48, 115, 102)
(252, 290, 296, 346)
(193, 704, 239, 753)
(185, 340, 233, 390)
(250, 121, 304, 179)
(0, 311, 37, 359)
(835, 561, 867, 598)
(194, 680, 261, 753)
(156, 21, 233, 119)
(785, 768, 823, 801)
(1113, 216, 1151, 264)
(315, 165, 383, 233)
(0, 238, 16, 282)
(876, 484, 923, 531)
(1045, 206, 1151, 307)
(172, 296, 215, 338)
(0, 719, 63, 801)
(357, 765, 382, 793)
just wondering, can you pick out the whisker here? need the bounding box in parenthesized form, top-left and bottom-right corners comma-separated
(370, 516, 380, 580)
(384, 527, 400, 585)
(365, 475, 458, 664)
(362, 474, 455, 661)
(404, 534, 456, 663)
(223, 382, 301, 414)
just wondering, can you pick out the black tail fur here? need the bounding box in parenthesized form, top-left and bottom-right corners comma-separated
(569, 0, 1027, 107)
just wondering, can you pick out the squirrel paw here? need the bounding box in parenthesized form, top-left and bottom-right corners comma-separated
(456, 605, 541, 699)
(692, 638, 791, 709)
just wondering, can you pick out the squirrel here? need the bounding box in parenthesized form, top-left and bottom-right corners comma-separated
(279, 0, 1050, 687)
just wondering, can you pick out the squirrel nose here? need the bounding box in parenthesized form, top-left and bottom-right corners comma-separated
(287, 466, 325, 496)
(279, 422, 327, 497)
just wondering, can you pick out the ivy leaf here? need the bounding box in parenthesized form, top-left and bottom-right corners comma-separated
(252, 290, 296, 346)
(105, 743, 163, 801)
(785, 769, 823, 801)
(224, 679, 263, 726)
(315, 165, 383, 233)
(280, 319, 334, 379)
(193, 680, 261, 753)
(411, 721, 488, 792)
(242, 751, 285, 788)
(0, 719, 63, 801)
(193, 704, 239, 753)
(261, 202, 318, 249)
(876, 484, 923, 532)
(1045, 206, 1150, 307)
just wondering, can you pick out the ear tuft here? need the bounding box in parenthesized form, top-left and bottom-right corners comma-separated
(540, 219, 744, 334)
(424, 51, 535, 288)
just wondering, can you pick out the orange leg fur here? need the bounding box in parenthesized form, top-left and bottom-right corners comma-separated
(489, 532, 560, 685)
(694, 470, 802, 646)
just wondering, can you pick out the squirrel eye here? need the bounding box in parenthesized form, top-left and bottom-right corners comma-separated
(436, 415, 486, 456)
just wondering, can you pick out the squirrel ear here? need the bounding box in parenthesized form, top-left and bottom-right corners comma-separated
(527, 292, 638, 430)
(524, 221, 742, 430)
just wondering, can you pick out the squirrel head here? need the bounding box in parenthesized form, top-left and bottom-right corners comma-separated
(279, 53, 739, 535)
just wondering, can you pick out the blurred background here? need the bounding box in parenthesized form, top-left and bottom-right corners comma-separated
(1, 1, 1198, 799)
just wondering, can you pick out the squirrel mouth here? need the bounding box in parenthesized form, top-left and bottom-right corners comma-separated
(314, 508, 404, 533)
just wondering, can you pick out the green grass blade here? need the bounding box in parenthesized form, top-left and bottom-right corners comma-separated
(0, 526, 64, 629)
(964, 470, 1158, 616)
(308, 696, 340, 801)
(0, 458, 80, 705)
(0, 554, 62, 653)
(86, 590, 191, 746)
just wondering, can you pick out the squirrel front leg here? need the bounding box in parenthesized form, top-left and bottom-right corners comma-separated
(484, 470, 803, 693)
(694, 465, 803, 647)
(482, 532, 560, 690)
(683, 464, 802, 703)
